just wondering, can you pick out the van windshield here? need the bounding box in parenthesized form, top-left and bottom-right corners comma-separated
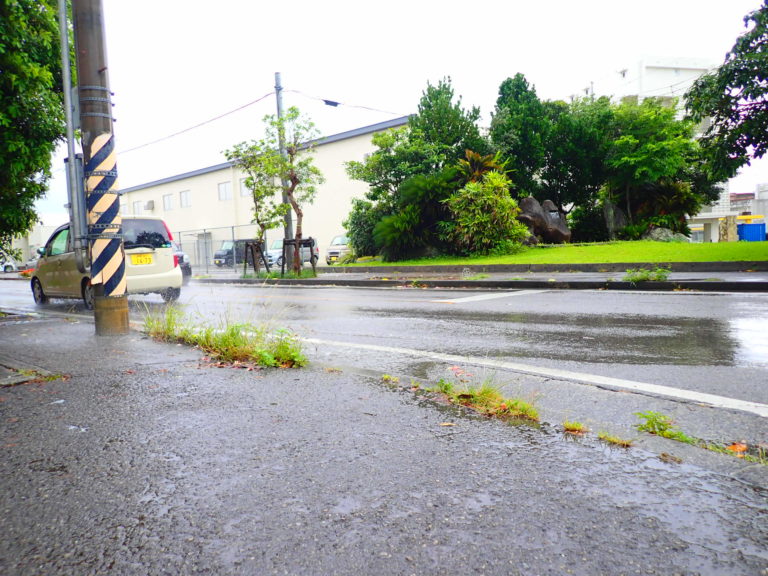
(123, 219, 171, 249)
(221, 241, 234, 250)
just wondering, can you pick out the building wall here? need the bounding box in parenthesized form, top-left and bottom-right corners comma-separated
(118, 118, 405, 263)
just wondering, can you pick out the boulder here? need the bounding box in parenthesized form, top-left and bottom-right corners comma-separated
(602, 200, 627, 239)
(642, 227, 690, 242)
(518, 197, 571, 244)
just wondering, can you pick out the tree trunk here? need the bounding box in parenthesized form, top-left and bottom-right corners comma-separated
(287, 189, 303, 276)
(625, 184, 633, 225)
(604, 189, 616, 240)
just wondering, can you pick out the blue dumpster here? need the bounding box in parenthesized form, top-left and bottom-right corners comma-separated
(737, 222, 766, 241)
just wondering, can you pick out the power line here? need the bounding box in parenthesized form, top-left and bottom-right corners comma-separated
(117, 91, 275, 155)
(285, 89, 407, 117)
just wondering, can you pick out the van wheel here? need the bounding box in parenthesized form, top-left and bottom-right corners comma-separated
(82, 281, 95, 310)
(162, 287, 180, 303)
(31, 278, 49, 305)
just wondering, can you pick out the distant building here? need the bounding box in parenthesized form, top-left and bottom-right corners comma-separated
(605, 57, 767, 242)
(117, 116, 409, 267)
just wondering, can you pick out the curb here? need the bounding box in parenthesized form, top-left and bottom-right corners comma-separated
(195, 277, 768, 292)
(321, 261, 768, 274)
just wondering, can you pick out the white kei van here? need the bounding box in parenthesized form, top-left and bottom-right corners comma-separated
(31, 216, 183, 309)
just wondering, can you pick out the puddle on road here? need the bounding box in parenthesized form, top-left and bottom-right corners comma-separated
(357, 307, 743, 366)
(730, 317, 768, 366)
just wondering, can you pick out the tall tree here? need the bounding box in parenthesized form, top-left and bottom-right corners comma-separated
(345, 127, 443, 211)
(0, 0, 65, 250)
(229, 107, 324, 274)
(223, 142, 289, 242)
(539, 96, 614, 213)
(408, 77, 488, 164)
(605, 98, 699, 227)
(490, 73, 549, 197)
(686, 1, 768, 179)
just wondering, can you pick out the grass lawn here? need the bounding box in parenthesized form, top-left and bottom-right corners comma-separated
(351, 241, 768, 266)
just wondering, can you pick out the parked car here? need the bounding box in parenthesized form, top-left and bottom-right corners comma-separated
(325, 234, 351, 265)
(213, 239, 261, 267)
(172, 242, 192, 285)
(266, 238, 319, 268)
(0, 250, 18, 273)
(30, 216, 183, 309)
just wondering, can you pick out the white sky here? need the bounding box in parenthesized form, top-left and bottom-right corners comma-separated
(38, 0, 767, 221)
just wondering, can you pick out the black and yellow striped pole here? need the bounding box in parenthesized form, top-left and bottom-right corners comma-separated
(73, 0, 129, 335)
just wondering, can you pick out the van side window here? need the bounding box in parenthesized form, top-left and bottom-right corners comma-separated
(48, 228, 70, 256)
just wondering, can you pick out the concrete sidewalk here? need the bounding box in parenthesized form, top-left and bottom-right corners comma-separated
(1, 309, 767, 574)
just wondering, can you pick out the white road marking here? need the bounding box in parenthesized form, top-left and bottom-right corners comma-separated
(432, 290, 550, 304)
(303, 337, 768, 418)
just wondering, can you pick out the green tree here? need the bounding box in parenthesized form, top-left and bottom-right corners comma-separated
(0, 0, 65, 250)
(539, 97, 614, 213)
(372, 167, 459, 261)
(408, 77, 488, 164)
(490, 73, 549, 196)
(344, 79, 486, 257)
(686, 1, 768, 179)
(223, 142, 289, 242)
(605, 98, 698, 227)
(345, 127, 443, 211)
(232, 107, 324, 274)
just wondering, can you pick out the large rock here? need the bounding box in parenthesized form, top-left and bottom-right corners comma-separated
(518, 197, 571, 244)
(602, 200, 627, 239)
(642, 227, 690, 242)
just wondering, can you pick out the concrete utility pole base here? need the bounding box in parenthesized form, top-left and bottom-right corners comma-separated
(93, 296, 130, 336)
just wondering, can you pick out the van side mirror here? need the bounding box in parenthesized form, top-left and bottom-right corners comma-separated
(37, 247, 45, 256)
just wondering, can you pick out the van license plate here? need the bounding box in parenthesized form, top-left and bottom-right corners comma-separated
(131, 254, 153, 265)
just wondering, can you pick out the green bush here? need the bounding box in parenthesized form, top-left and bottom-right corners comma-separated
(440, 171, 529, 255)
(344, 198, 386, 257)
(568, 203, 609, 242)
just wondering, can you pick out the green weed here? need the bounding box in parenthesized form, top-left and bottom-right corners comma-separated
(597, 431, 633, 448)
(432, 369, 539, 422)
(623, 266, 671, 283)
(563, 420, 588, 434)
(143, 306, 306, 368)
(635, 411, 697, 445)
(433, 378, 454, 394)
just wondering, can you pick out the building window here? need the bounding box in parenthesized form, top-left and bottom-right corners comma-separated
(120, 201, 128, 215)
(162, 194, 173, 211)
(218, 181, 232, 201)
(180, 190, 191, 208)
(240, 178, 250, 197)
(132, 200, 143, 215)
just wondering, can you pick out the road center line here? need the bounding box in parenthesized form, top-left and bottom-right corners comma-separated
(431, 290, 550, 304)
(303, 337, 768, 418)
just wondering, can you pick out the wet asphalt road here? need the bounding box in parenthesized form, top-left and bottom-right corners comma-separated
(1, 279, 767, 574)
(0, 318, 767, 575)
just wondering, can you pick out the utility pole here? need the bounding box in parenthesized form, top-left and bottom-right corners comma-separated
(72, 0, 129, 335)
(274, 72, 294, 270)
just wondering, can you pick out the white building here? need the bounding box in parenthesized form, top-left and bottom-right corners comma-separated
(118, 116, 409, 268)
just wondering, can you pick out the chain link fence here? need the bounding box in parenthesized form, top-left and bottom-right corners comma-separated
(174, 224, 284, 275)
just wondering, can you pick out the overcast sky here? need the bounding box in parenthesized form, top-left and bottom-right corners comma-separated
(38, 0, 767, 220)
